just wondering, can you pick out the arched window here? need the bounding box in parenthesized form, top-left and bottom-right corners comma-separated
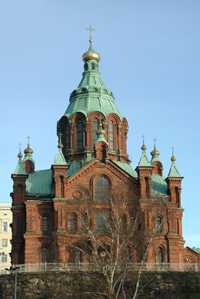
(76, 115, 85, 150)
(155, 216, 162, 233)
(176, 218, 180, 235)
(73, 247, 82, 264)
(108, 121, 114, 150)
(57, 116, 71, 152)
(175, 187, 180, 207)
(41, 248, 48, 263)
(41, 216, 49, 234)
(94, 176, 111, 201)
(156, 247, 165, 263)
(67, 213, 78, 233)
(92, 118, 99, 145)
(66, 122, 71, 149)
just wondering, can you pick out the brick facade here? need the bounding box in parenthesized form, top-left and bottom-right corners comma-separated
(11, 43, 199, 266)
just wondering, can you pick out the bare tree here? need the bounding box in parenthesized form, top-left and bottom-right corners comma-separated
(75, 191, 153, 299)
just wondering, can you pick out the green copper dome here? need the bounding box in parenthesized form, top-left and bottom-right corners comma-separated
(65, 45, 121, 119)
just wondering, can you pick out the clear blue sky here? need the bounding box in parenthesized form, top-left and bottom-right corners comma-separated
(0, 0, 199, 247)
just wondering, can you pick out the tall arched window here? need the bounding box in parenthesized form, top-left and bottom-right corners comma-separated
(155, 216, 162, 233)
(57, 116, 71, 152)
(156, 247, 165, 263)
(94, 176, 110, 201)
(67, 213, 78, 233)
(175, 187, 180, 207)
(176, 218, 180, 235)
(92, 118, 99, 145)
(76, 115, 85, 150)
(41, 216, 49, 234)
(66, 122, 71, 149)
(108, 121, 114, 150)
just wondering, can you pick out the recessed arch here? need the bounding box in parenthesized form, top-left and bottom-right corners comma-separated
(156, 246, 165, 263)
(93, 175, 111, 202)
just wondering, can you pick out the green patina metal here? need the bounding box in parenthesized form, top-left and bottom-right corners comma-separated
(65, 58, 121, 119)
(14, 159, 26, 175)
(26, 169, 53, 196)
(67, 160, 84, 177)
(54, 149, 67, 165)
(138, 143, 151, 167)
(151, 174, 168, 195)
(113, 161, 138, 178)
(168, 162, 182, 178)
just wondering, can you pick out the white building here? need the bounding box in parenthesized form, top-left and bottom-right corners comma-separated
(0, 203, 12, 270)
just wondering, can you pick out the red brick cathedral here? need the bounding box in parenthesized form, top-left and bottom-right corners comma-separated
(11, 39, 199, 266)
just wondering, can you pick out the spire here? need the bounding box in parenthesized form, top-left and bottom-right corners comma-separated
(138, 138, 151, 167)
(24, 136, 34, 161)
(151, 139, 160, 162)
(14, 145, 26, 175)
(168, 147, 181, 178)
(54, 133, 67, 165)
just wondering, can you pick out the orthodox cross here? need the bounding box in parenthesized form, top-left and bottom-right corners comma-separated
(86, 25, 95, 46)
(27, 136, 30, 147)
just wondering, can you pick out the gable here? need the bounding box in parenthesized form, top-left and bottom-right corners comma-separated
(64, 159, 139, 201)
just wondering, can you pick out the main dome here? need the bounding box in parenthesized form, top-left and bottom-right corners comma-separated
(65, 44, 121, 119)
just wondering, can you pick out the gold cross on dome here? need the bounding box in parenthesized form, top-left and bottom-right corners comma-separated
(86, 25, 95, 46)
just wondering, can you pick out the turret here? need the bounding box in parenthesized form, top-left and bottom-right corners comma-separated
(11, 148, 28, 205)
(52, 135, 68, 198)
(11, 148, 28, 265)
(151, 141, 163, 176)
(23, 137, 35, 174)
(136, 141, 153, 199)
(166, 149, 183, 207)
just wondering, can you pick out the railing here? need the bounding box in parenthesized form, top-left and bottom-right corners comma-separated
(1, 262, 200, 275)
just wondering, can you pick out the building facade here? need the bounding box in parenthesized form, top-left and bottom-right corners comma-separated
(0, 203, 12, 270)
(11, 40, 199, 265)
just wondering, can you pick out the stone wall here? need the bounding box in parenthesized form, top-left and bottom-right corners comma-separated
(0, 271, 200, 299)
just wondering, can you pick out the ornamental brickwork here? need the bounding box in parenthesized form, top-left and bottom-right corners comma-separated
(11, 41, 200, 266)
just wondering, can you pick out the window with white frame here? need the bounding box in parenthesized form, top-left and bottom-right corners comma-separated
(2, 239, 8, 247)
(0, 252, 7, 263)
(2, 221, 8, 232)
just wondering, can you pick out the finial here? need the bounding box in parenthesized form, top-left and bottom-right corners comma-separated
(171, 146, 176, 162)
(27, 136, 30, 147)
(141, 135, 147, 151)
(24, 136, 33, 155)
(58, 132, 63, 149)
(17, 143, 23, 160)
(86, 25, 95, 49)
(83, 26, 100, 62)
(151, 138, 160, 159)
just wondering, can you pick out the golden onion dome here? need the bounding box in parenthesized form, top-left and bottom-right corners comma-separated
(24, 144, 33, 155)
(82, 48, 100, 62)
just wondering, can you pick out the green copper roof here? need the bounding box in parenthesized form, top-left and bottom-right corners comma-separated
(67, 160, 84, 177)
(65, 58, 121, 118)
(113, 161, 138, 178)
(26, 169, 53, 196)
(168, 162, 181, 178)
(138, 144, 151, 167)
(151, 174, 168, 196)
(14, 159, 26, 175)
(54, 149, 67, 165)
